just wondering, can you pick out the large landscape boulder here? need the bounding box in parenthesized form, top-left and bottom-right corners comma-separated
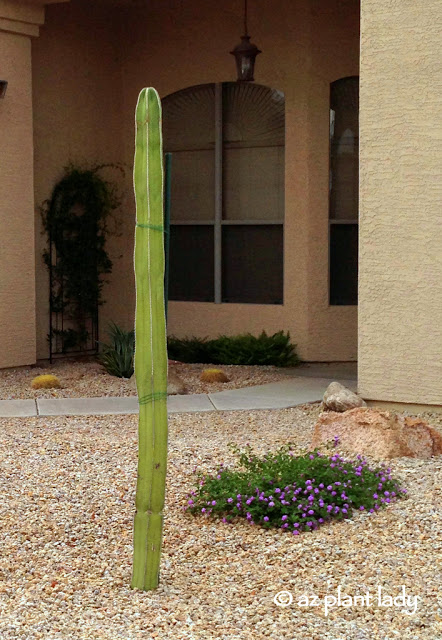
(322, 381, 366, 412)
(311, 407, 442, 459)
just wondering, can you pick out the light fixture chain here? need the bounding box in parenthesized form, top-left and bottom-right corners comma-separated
(244, 0, 248, 36)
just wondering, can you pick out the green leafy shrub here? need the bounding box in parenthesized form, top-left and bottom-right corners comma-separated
(167, 336, 212, 364)
(186, 443, 405, 534)
(99, 322, 134, 378)
(167, 330, 299, 367)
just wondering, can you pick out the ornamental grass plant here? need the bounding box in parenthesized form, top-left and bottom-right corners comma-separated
(186, 442, 405, 534)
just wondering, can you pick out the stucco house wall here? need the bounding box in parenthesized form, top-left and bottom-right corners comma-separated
(29, 0, 359, 363)
(358, 0, 442, 406)
(0, 4, 41, 369)
(117, 0, 360, 361)
(32, 0, 126, 360)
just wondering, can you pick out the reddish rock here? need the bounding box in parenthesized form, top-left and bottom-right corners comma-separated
(311, 407, 442, 459)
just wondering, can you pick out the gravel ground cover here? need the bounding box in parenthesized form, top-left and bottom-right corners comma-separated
(0, 360, 290, 400)
(0, 405, 441, 639)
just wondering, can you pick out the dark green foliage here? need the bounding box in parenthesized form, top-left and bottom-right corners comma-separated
(52, 328, 90, 353)
(98, 323, 135, 378)
(167, 331, 300, 367)
(186, 444, 405, 534)
(41, 164, 123, 352)
(209, 331, 300, 367)
(167, 336, 213, 364)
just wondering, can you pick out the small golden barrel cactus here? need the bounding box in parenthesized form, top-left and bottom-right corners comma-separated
(200, 368, 229, 383)
(31, 374, 61, 389)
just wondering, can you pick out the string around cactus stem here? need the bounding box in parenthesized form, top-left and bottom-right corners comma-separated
(136, 221, 168, 233)
(138, 391, 168, 406)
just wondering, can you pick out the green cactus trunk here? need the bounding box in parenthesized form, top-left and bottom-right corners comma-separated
(131, 87, 168, 591)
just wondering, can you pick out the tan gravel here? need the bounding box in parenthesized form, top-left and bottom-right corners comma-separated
(0, 405, 441, 639)
(0, 359, 290, 400)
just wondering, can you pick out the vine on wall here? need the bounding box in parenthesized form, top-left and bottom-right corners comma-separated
(41, 164, 123, 356)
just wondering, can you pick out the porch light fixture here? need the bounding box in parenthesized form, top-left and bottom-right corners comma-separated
(0, 81, 7, 99)
(230, 0, 261, 82)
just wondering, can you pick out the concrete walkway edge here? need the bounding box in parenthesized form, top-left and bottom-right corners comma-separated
(0, 377, 357, 418)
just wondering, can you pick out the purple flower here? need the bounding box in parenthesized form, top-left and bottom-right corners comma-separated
(227, 497, 233, 503)
(308, 509, 314, 515)
(373, 493, 378, 499)
(359, 506, 365, 511)
(263, 516, 269, 522)
(293, 522, 300, 528)
(269, 501, 275, 508)
(281, 515, 288, 521)
(384, 491, 390, 496)
(306, 521, 313, 527)
(201, 508, 206, 513)
(293, 530, 299, 535)
(327, 486, 333, 491)
(187, 499, 194, 506)
(309, 455, 315, 460)
(275, 488, 281, 493)
(211, 500, 217, 506)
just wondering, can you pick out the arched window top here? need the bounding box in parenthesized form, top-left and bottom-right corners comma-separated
(162, 82, 285, 152)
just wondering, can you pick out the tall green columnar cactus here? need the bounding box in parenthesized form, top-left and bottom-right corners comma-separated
(131, 88, 168, 591)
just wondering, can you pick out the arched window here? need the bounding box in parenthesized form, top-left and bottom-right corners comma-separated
(329, 76, 359, 305)
(163, 82, 285, 304)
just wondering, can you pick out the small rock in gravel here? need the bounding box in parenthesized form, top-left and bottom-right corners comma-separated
(322, 381, 366, 412)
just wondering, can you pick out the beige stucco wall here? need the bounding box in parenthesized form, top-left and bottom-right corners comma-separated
(0, 23, 36, 367)
(32, 0, 126, 360)
(29, 0, 359, 363)
(358, 0, 442, 405)
(117, 0, 360, 361)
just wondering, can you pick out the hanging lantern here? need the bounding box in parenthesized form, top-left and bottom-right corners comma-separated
(230, 0, 261, 82)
